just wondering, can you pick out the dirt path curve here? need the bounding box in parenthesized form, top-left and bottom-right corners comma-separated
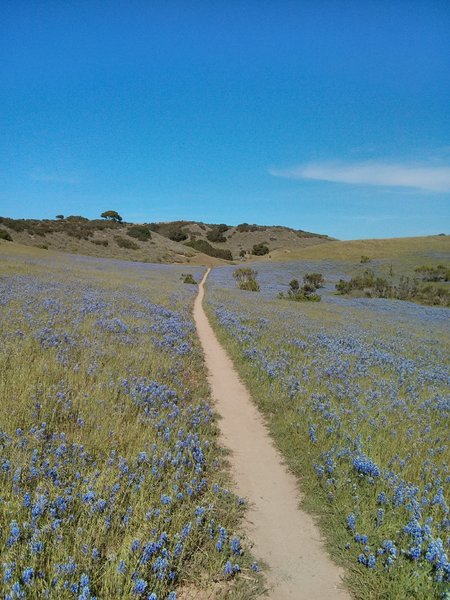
(194, 269, 349, 600)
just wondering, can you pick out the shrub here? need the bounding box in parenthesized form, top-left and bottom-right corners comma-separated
(55, 214, 64, 220)
(181, 273, 197, 284)
(92, 239, 109, 247)
(303, 273, 324, 288)
(414, 264, 449, 282)
(252, 243, 269, 256)
(114, 236, 139, 250)
(233, 268, 260, 291)
(239, 249, 246, 258)
(360, 255, 371, 264)
(66, 215, 89, 222)
(127, 225, 152, 241)
(278, 277, 321, 302)
(236, 223, 264, 232)
(335, 269, 449, 306)
(168, 228, 188, 242)
(185, 239, 233, 260)
(0, 228, 13, 241)
(206, 227, 227, 243)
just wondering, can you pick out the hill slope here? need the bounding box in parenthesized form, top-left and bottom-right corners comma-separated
(0, 216, 332, 264)
(270, 234, 450, 265)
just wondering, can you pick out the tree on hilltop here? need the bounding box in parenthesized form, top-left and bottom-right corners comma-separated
(101, 210, 122, 222)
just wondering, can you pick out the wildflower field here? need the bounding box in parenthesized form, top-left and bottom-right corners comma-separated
(0, 245, 261, 600)
(206, 260, 450, 600)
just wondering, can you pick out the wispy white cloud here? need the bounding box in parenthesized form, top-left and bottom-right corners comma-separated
(269, 160, 450, 192)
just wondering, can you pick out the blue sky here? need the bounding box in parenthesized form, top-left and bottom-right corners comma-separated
(1, 1, 449, 239)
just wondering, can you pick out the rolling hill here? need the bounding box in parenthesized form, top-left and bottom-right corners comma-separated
(0, 216, 332, 264)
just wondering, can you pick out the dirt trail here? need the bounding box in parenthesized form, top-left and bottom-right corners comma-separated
(193, 269, 349, 600)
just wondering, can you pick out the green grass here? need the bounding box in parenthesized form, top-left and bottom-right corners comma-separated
(205, 266, 450, 600)
(0, 244, 263, 599)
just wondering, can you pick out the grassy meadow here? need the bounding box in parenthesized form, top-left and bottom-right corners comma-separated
(0, 243, 262, 599)
(205, 247, 450, 600)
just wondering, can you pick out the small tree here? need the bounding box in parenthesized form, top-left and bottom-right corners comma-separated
(233, 268, 260, 291)
(279, 276, 321, 302)
(303, 273, 324, 289)
(252, 243, 269, 256)
(101, 210, 123, 222)
(289, 279, 300, 293)
(55, 214, 64, 220)
(206, 227, 227, 243)
(181, 273, 197, 285)
(360, 255, 370, 264)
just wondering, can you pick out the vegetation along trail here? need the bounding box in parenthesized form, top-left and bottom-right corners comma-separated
(194, 269, 349, 599)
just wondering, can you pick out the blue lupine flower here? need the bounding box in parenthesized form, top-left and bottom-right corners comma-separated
(230, 537, 241, 555)
(346, 513, 356, 531)
(22, 567, 34, 584)
(133, 579, 148, 595)
(353, 455, 380, 477)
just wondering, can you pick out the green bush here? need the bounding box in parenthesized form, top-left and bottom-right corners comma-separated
(114, 236, 139, 250)
(233, 268, 260, 291)
(278, 277, 321, 302)
(236, 223, 264, 232)
(303, 273, 324, 288)
(127, 225, 152, 241)
(66, 215, 89, 222)
(335, 269, 449, 306)
(181, 273, 197, 284)
(414, 264, 449, 282)
(360, 255, 371, 263)
(168, 228, 188, 242)
(206, 227, 227, 243)
(92, 239, 109, 247)
(185, 239, 233, 260)
(252, 243, 269, 256)
(0, 228, 13, 241)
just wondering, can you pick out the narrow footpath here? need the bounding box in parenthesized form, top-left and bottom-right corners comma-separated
(193, 269, 349, 600)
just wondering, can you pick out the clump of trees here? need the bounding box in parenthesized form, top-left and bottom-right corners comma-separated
(414, 264, 449, 282)
(127, 225, 152, 241)
(336, 268, 450, 307)
(206, 225, 228, 243)
(101, 210, 122, 222)
(278, 272, 323, 302)
(233, 268, 260, 291)
(252, 243, 269, 256)
(336, 270, 392, 297)
(185, 239, 232, 260)
(236, 223, 266, 232)
(167, 227, 188, 242)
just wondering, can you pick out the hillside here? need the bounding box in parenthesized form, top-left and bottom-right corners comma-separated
(270, 234, 450, 267)
(0, 216, 332, 264)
